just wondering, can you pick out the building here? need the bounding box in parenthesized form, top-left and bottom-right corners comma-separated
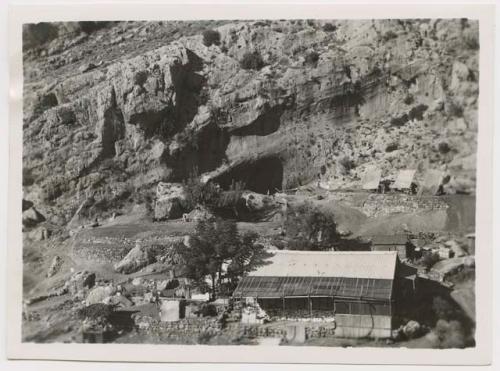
(233, 250, 417, 339)
(370, 234, 412, 260)
(417, 169, 446, 196)
(361, 166, 382, 192)
(391, 169, 417, 194)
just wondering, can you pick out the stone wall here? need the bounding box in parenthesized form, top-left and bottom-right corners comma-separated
(362, 194, 448, 217)
(234, 314, 392, 340)
(133, 316, 222, 338)
(230, 321, 338, 340)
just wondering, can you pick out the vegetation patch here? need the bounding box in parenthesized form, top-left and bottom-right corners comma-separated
(240, 51, 265, 71)
(202, 29, 221, 47)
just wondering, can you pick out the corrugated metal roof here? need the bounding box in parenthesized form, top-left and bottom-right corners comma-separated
(361, 166, 382, 190)
(371, 234, 408, 246)
(247, 250, 398, 280)
(233, 276, 393, 300)
(392, 169, 416, 189)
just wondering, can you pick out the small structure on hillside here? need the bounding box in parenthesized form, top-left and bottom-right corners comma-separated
(370, 234, 413, 261)
(361, 166, 382, 192)
(417, 169, 446, 196)
(391, 169, 417, 194)
(233, 250, 417, 339)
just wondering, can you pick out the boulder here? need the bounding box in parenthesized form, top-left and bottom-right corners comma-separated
(403, 320, 421, 339)
(114, 243, 155, 274)
(445, 240, 467, 258)
(184, 206, 214, 222)
(46, 256, 62, 278)
(154, 182, 187, 220)
(242, 192, 278, 212)
(66, 270, 96, 295)
(28, 226, 51, 241)
(132, 277, 144, 286)
(85, 285, 116, 306)
(104, 294, 133, 308)
(22, 207, 45, 228)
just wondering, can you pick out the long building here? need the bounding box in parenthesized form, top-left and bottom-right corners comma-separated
(233, 250, 416, 338)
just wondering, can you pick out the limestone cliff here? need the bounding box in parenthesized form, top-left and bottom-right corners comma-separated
(22, 19, 479, 225)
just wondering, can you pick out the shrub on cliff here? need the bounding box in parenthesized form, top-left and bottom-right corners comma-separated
(339, 156, 356, 175)
(438, 142, 451, 154)
(409, 104, 428, 121)
(305, 51, 320, 66)
(240, 51, 265, 70)
(78, 303, 114, 321)
(202, 29, 221, 47)
(32, 92, 58, 119)
(322, 23, 337, 32)
(403, 95, 414, 105)
(390, 113, 409, 127)
(184, 175, 221, 210)
(382, 30, 398, 42)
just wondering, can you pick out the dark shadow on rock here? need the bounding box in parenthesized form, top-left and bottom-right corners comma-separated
(163, 121, 230, 182)
(231, 104, 285, 137)
(213, 156, 284, 195)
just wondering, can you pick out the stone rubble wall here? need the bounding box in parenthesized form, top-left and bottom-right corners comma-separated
(362, 194, 448, 217)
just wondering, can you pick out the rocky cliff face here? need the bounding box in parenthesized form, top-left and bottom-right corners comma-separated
(22, 19, 479, 225)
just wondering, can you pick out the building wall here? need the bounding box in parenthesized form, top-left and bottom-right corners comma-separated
(334, 314, 392, 338)
(372, 244, 407, 260)
(256, 297, 393, 338)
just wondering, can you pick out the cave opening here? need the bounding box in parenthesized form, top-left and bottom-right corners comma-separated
(214, 156, 284, 195)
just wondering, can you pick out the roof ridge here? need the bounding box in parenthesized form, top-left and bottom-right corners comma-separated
(270, 250, 398, 255)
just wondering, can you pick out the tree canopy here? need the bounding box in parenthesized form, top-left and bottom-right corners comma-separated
(174, 218, 268, 298)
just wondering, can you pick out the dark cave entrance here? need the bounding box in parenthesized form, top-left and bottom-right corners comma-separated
(214, 157, 284, 195)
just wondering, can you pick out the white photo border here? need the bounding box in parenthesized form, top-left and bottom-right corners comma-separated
(7, 2, 495, 365)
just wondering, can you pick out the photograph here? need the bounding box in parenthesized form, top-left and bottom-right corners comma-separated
(18, 15, 482, 352)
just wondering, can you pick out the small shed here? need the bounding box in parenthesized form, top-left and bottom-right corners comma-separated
(370, 234, 411, 261)
(391, 170, 417, 193)
(417, 169, 445, 196)
(361, 166, 382, 191)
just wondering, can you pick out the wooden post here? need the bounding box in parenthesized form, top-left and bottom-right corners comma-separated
(309, 295, 312, 319)
(282, 296, 285, 317)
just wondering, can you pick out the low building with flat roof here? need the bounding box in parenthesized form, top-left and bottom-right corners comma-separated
(233, 250, 417, 338)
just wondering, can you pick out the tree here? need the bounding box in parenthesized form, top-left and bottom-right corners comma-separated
(284, 201, 340, 251)
(202, 29, 221, 47)
(174, 219, 267, 298)
(183, 171, 221, 210)
(240, 51, 265, 70)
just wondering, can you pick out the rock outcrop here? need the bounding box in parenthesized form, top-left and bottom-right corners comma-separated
(154, 182, 187, 220)
(113, 242, 156, 274)
(22, 206, 46, 228)
(22, 20, 479, 225)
